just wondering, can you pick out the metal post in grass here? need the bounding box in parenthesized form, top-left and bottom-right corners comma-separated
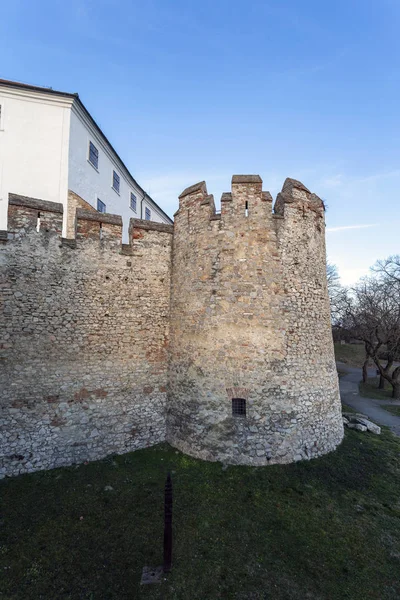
(141, 472, 173, 584)
(163, 472, 173, 573)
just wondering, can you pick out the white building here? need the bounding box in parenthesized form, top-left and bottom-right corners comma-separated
(0, 79, 172, 238)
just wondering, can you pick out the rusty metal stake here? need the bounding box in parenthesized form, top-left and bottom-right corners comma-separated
(163, 472, 173, 573)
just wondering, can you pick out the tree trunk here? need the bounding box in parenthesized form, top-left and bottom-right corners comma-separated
(374, 358, 393, 389)
(362, 358, 369, 383)
(392, 382, 400, 399)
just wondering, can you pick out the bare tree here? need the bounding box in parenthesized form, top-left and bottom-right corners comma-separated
(327, 262, 347, 327)
(372, 255, 400, 393)
(346, 274, 400, 397)
(373, 255, 400, 286)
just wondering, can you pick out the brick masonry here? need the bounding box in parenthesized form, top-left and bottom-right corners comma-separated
(0, 176, 343, 477)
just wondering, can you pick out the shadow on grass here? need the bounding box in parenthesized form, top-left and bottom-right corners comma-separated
(1, 430, 400, 600)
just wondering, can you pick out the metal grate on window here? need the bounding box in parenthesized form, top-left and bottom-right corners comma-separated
(232, 398, 246, 417)
(88, 141, 99, 169)
(145, 207, 151, 221)
(112, 170, 120, 193)
(97, 198, 106, 213)
(130, 192, 137, 212)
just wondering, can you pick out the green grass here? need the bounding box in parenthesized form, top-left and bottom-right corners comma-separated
(360, 377, 394, 400)
(341, 403, 357, 413)
(382, 405, 400, 417)
(334, 342, 368, 368)
(1, 433, 400, 600)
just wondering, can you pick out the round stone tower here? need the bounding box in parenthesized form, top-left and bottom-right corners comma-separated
(167, 175, 343, 465)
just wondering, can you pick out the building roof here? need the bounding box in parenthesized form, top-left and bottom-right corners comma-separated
(0, 79, 173, 224)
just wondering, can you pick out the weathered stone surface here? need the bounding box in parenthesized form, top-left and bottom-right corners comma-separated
(167, 176, 343, 465)
(353, 417, 381, 435)
(342, 413, 381, 435)
(347, 424, 368, 432)
(1, 175, 344, 477)
(1, 198, 172, 478)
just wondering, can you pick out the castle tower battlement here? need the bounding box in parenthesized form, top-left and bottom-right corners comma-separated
(168, 175, 343, 465)
(0, 176, 343, 477)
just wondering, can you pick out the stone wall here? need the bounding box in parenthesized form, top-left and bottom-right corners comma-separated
(167, 176, 343, 465)
(0, 195, 173, 477)
(66, 189, 97, 238)
(1, 175, 343, 477)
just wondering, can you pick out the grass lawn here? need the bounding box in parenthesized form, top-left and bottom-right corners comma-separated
(360, 377, 394, 401)
(334, 342, 368, 368)
(382, 405, 400, 417)
(341, 403, 357, 413)
(1, 432, 400, 600)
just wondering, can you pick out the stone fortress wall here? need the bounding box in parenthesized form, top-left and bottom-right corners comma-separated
(0, 193, 173, 477)
(0, 176, 343, 477)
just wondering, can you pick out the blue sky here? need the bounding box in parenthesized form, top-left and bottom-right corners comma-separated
(1, 0, 399, 284)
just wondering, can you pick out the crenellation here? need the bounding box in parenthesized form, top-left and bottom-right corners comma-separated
(177, 181, 208, 214)
(76, 208, 123, 247)
(8, 194, 63, 236)
(129, 218, 174, 235)
(1, 194, 172, 478)
(168, 175, 342, 465)
(66, 190, 97, 239)
(221, 192, 232, 203)
(9, 193, 64, 214)
(221, 175, 270, 224)
(262, 191, 273, 203)
(1, 175, 343, 478)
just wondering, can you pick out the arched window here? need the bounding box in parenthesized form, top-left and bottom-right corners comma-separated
(232, 398, 246, 417)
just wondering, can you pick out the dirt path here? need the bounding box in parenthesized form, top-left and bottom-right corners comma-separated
(337, 361, 400, 437)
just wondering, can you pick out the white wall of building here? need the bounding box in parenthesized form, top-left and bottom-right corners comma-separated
(0, 86, 71, 232)
(68, 105, 169, 241)
(0, 83, 171, 239)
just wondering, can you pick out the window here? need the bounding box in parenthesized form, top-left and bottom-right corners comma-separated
(88, 141, 99, 169)
(112, 170, 120, 194)
(232, 398, 246, 417)
(130, 192, 137, 212)
(145, 207, 151, 221)
(97, 198, 106, 213)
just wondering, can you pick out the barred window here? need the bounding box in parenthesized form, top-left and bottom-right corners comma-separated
(112, 170, 120, 193)
(130, 192, 137, 212)
(145, 207, 151, 221)
(88, 141, 99, 169)
(232, 398, 246, 417)
(97, 198, 106, 213)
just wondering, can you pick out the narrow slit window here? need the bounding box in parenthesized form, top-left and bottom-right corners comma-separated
(232, 398, 246, 417)
(245, 201, 249, 217)
(36, 211, 41, 232)
(99, 222, 103, 240)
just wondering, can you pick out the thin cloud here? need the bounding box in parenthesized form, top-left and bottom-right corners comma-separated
(326, 224, 377, 233)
